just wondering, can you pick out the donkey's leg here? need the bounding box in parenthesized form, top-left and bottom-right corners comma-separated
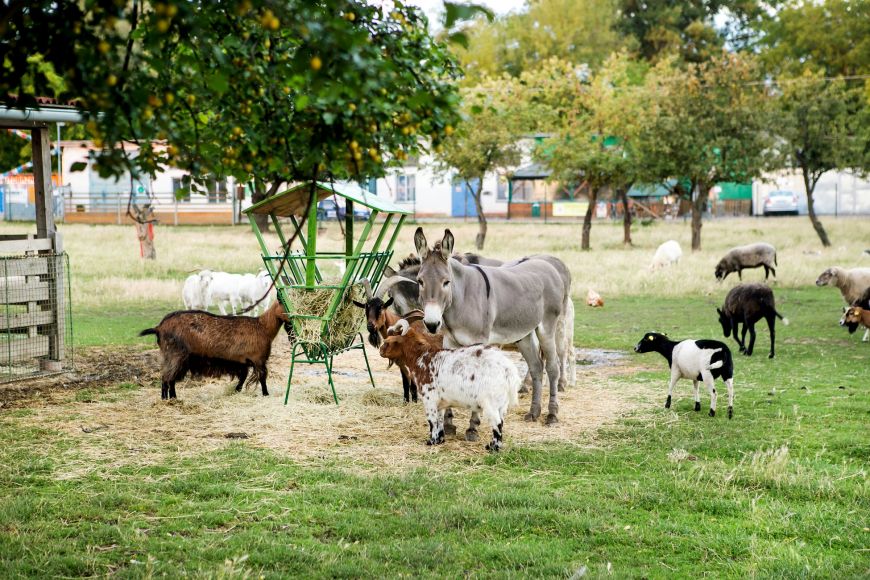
(517, 334, 544, 421)
(553, 304, 568, 393)
(536, 323, 562, 425)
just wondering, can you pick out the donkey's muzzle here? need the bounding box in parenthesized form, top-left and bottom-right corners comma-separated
(425, 321, 440, 334)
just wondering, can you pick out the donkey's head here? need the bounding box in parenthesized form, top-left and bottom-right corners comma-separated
(414, 227, 455, 333)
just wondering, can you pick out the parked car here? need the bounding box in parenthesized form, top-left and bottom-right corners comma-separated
(763, 190, 799, 216)
(317, 199, 371, 221)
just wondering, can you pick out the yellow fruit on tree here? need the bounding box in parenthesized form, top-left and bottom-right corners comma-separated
(310, 56, 322, 71)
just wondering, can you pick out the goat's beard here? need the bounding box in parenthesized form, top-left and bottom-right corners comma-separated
(367, 331, 381, 348)
(846, 322, 859, 334)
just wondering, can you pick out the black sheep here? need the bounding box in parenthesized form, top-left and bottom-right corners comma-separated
(717, 283, 788, 359)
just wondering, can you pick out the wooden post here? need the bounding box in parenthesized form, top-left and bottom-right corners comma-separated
(31, 126, 55, 239)
(305, 186, 318, 287)
(345, 199, 354, 270)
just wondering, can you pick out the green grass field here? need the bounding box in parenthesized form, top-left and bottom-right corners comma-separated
(0, 218, 868, 577)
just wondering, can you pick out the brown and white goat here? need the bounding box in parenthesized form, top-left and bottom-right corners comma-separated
(840, 306, 870, 342)
(378, 313, 520, 452)
(353, 280, 442, 403)
(139, 300, 290, 399)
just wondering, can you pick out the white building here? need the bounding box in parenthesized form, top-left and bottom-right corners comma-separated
(752, 169, 870, 216)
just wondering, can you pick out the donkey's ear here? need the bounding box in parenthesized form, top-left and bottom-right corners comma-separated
(384, 265, 397, 277)
(414, 227, 429, 259)
(441, 229, 454, 259)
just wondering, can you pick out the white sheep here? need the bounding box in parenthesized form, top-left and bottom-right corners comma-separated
(634, 332, 735, 419)
(378, 315, 521, 452)
(649, 240, 682, 271)
(817, 267, 870, 341)
(207, 271, 247, 315)
(815, 267, 870, 305)
(182, 270, 212, 310)
(238, 270, 273, 315)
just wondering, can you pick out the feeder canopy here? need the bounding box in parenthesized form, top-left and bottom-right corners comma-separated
(245, 181, 411, 218)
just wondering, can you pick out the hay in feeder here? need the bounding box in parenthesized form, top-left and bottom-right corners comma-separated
(283, 281, 367, 351)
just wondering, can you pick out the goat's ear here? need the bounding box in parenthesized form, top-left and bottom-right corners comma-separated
(353, 300, 367, 309)
(404, 309, 425, 326)
(441, 229, 454, 260)
(384, 296, 394, 309)
(414, 227, 429, 259)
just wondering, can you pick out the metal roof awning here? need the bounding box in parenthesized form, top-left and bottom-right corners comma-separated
(628, 180, 678, 198)
(0, 105, 89, 127)
(511, 162, 551, 181)
(245, 181, 411, 217)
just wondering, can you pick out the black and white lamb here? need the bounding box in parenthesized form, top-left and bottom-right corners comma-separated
(715, 242, 777, 281)
(717, 283, 788, 359)
(634, 332, 734, 419)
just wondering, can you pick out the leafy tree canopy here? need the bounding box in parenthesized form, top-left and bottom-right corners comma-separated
(453, 0, 624, 83)
(1, 0, 462, 194)
(756, 0, 870, 78)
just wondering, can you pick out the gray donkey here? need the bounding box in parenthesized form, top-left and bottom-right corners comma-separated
(414, 228, 570, 425)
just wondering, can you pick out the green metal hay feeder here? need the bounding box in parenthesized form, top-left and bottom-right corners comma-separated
(244, 181, 411, 405)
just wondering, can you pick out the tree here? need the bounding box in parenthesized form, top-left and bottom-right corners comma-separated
(453, 0, 624, 83)
(1, 0, 462, 235)
(432, 77, 522, 250)
(771, 72, 865, 247)
(617, 0, 764, 63)
(756, 0, 870, 78)
(634, 53, 770, 251)
(537, 53, 648, 249)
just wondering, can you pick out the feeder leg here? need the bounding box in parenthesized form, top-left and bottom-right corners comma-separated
(284, 342, 302, 406)
(358, 333, 376, 389)
(321, 343, 339, 405)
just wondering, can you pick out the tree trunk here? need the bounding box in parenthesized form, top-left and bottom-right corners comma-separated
(690, 181, 707, 252)
(802, 167, 831, 247)
(470, 181, 487, 250)
(619, 184, 633, 246)
(581, 187, 599, 251)
(135, 222, 156, 260)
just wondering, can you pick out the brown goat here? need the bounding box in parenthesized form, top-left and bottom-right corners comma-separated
(352, 295, 442, 402)
(140, 300, 291, 399)
(840, 306, 870, 342)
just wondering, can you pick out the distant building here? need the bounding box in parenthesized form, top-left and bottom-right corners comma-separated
(753, 170, 870, 216)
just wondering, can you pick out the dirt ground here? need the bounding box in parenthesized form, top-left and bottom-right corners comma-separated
(2, 339, 659, 474)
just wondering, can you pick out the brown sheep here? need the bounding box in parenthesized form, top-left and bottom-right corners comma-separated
(840, 306, 870, 342)
(139, 300, 290, 399)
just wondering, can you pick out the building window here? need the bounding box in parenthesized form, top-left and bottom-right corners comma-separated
(206, 178, 228, 204)
(172, 178, 190, 202)
(497, 175, 508, 201)
(511, 180, 532, 201)
(397, 174, 415, 202)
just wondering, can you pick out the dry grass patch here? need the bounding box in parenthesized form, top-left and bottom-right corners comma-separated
(22, 340, 659, 475)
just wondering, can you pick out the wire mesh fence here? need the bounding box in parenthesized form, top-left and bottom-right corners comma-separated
(0, 252, 73, 382)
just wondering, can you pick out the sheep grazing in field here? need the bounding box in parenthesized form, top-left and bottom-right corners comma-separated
(634, 332, 734, 419)
(717, 283, 788, 359)
(378, 313, 521, 451)
(815, 267, 870, 305)
(714, 242, 777, 281)
(353, 281, 443, 403)
(649, 240, 682, 271)
(139, 300, 290, 400)
(839, 306, 870, 342)
(182, 270, 213, 310)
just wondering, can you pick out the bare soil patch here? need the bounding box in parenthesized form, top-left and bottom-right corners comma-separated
(4, 339, 659, 474)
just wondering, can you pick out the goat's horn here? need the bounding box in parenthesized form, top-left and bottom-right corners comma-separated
(374, 275, 417, 298)
(359, 278, 373, 301)
(403, 309, 425, 325)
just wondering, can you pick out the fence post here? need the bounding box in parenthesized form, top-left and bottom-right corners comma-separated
(174, 195, 179, 226)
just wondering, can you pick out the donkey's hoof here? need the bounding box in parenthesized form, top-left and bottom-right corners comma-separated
(523, 412, 538, 422)
(557, 384, 566, 393)
(545, 414, 559, 426)
(443, 423, 457, 436)
(518, 385, 529, 395)
(465, 429, 479, 442)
